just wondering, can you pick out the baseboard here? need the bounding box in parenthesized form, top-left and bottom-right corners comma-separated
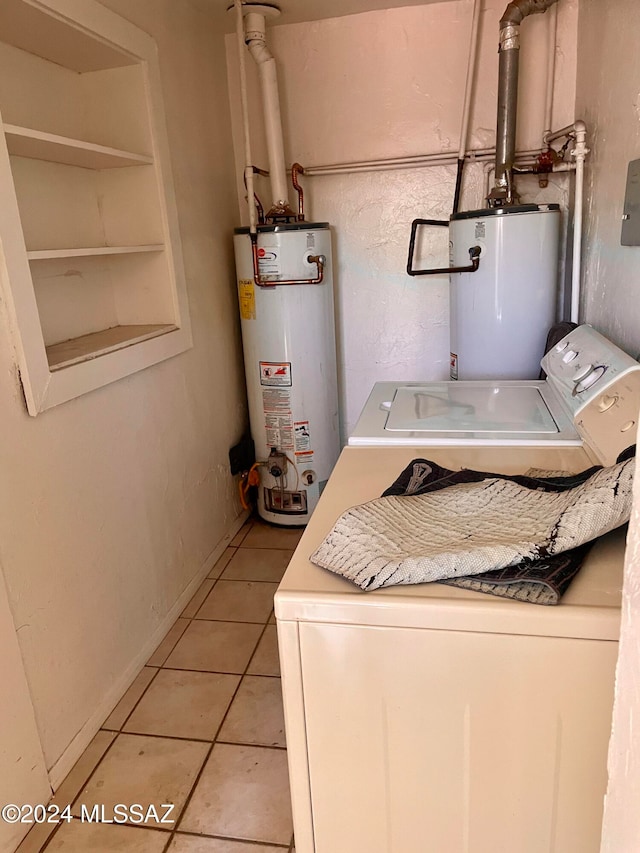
(47, 509, 249, 790)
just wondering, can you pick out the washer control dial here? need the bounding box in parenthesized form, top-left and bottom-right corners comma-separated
(573, 363, 594, 381)
(555, 340, 570, 352)
(563, 350, 578, 363)
(574, 365, 607, 394)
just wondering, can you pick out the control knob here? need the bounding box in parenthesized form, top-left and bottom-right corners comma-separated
(574, 365, 607, 394)
(598, 394, 618, 412)
(573, 363, 594, 381)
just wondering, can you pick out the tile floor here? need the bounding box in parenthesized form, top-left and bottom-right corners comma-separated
(18, 518, 302, 853)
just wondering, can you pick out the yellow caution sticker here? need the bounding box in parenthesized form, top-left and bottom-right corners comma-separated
(239, 279, 256, 320)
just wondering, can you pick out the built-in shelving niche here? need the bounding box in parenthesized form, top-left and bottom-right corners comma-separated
(0, 0, 192, 414)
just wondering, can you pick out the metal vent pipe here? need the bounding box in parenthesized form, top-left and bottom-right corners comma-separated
(489, 0, 559, 206)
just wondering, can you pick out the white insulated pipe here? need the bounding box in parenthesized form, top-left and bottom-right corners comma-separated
(458, 0, 482, 161)
(244, 11, 290, 210)
(544, 121, 584, 145)
(235, 0, 257, 233)
(542, 3, 558, 143)
(569, 121, 588, 323)
(304, 147, 543, 177)
(544, 120, 589, 323)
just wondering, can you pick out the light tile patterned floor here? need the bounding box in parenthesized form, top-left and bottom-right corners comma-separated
(18, 519, 301, 853)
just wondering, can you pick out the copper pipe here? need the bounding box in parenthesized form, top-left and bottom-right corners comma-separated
(250, 235, 324, 287)
(291, 162, 305, 221)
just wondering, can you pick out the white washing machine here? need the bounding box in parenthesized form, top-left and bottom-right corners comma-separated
(275, 325, 640, 853)
(349, 324, 640, 463)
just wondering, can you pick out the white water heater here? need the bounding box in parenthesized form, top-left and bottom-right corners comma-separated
(448, 204, 560, 380)
(234, 222, 340, 526)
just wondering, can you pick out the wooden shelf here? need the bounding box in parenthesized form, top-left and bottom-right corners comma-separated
(27, 245, 164, 261)
(47, 324, 178, 371)
(0, 0, 136, 72)
(0, 0, 192, 413)
(4, 125, 153, 170)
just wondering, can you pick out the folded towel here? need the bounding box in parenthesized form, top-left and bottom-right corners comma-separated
(310, 449, 634, 599)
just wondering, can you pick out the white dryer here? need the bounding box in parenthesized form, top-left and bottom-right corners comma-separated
(275, 324, 640, 853)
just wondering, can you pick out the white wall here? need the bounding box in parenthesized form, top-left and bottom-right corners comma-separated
(226, 0, 578, 436)
(0, 564, 50, 852)
(575, 2, 640, 850)
(0, 0, 245, 781)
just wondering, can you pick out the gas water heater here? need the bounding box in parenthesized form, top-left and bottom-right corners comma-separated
(448, 204, 560, 379)
(234, 222, 340, 526)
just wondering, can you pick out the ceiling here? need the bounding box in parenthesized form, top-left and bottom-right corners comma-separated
(208, 0, 457, 32)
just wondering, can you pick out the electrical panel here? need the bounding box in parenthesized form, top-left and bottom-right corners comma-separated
(621, 158, 640, 245)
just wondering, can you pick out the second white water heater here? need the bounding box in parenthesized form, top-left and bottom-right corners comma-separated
(448, 204, 560, 380)
(234, 222, 340, 526)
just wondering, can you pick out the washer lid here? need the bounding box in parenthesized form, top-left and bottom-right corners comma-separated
(387, 383, 559, 434)
(348, 381, 580, 447)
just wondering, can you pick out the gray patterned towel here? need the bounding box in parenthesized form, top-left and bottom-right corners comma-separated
(310, 454, 634, 594)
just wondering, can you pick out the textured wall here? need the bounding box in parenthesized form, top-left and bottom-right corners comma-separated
(226, 0, 578, 436)
(575, 2, 640, 850)
(576, 0, 640, 358)
(601, 464, 640, 853)
(0, 0, 245, 779)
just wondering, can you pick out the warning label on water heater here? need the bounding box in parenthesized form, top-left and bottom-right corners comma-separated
(262, 388, 291, 413)
(265, 412, 294, 449)
(238, 279, 255, 320)
(260, 361, 292, 386)
(450, 352, 458, 380)
(294, 421, 311, 453)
